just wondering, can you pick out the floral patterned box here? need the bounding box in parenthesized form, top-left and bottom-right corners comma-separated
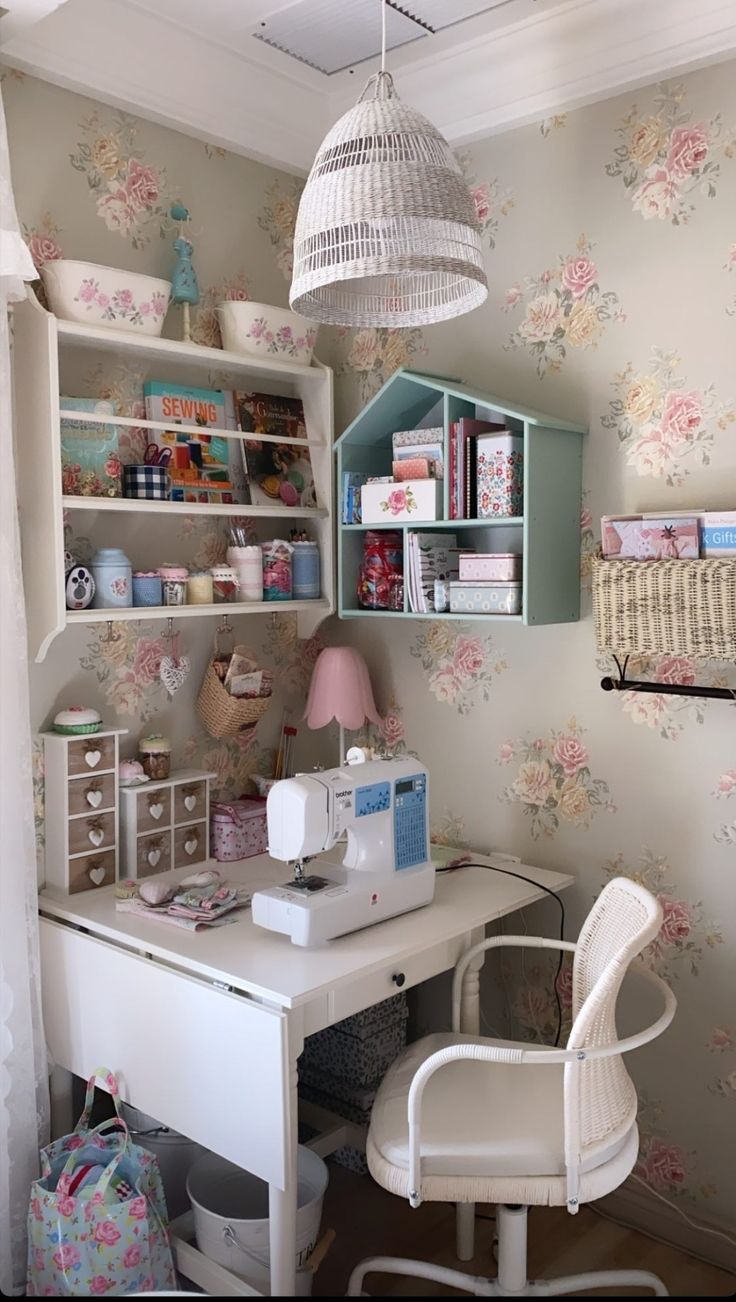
(361, 478, 441, 524)
(476, 433, 524, 519)
(449, 581, 522, 615)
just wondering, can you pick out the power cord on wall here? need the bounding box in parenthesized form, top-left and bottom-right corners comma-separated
(436, 858, 566, 1046)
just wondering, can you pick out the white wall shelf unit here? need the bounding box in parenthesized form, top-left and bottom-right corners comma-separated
(14, 292, 335, 661)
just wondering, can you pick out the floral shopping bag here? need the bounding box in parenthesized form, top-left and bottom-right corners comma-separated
(26, 1067, 176, 1297)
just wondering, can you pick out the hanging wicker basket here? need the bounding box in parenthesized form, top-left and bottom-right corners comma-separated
(592, 555, 736, 658)
(196, 631, 272, 739)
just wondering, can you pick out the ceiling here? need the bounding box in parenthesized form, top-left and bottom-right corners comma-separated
(2, 0, 736, 174)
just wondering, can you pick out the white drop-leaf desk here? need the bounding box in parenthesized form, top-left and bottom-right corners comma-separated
(39, 849, 573, 1296)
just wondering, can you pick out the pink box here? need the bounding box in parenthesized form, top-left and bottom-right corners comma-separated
(601, 515, 699, 559)
(458, 553, 521, 582)
(211, 797, 267, 861)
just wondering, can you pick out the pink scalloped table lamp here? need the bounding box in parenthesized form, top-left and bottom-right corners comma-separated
(303, 646, 381, 763)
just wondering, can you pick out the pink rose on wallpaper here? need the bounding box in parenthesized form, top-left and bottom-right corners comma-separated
(555, 962, 573, 1009)
(659, 896, 692, 945)
(641, 1137, 686, 1188)
(453, 635, 485, 679)
(655, 656, 696, 686)
(708, 1026, 733, 1051)
(132, 638, 164, 684)
(499, 740, 515, 763)
(627, 428, 676, 478)
(514, 759, 553, 805)
(505, 284, 522, 309)
(97, 189, 136, 236)
(631, 169, 678, 221)
(89, 1276, 113, 1295)
(561, 256, 598, 299)
(660, 389, 702, 443)
(667, 124, 709, 180)
(380, 709, 405, 748)
(28, 232, 62, 269)
(471, 183, 491, 223)
(94, 1220, 121, 1246)
(52, 1244, 81, 1271)
(717, 771, 736, 796)
(123, 1244, 142, 1269)
(125, 158, 159, 210)
(580, 505, 593, 530)
(552, 735, 589, 776)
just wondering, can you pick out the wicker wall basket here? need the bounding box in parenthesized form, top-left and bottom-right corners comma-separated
(592, 555, 736, 658)
(196, 636, 272, 740)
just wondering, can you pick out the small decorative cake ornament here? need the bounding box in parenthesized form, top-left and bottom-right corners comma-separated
(53, 706, 102, 735)
(119, 759, 149, 786)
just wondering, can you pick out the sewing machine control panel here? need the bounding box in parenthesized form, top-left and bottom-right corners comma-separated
(393, 774, 428, 870)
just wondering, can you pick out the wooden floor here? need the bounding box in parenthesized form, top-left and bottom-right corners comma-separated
(313, 1164, 736, 1297)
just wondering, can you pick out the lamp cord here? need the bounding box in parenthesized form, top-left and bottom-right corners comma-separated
(381, 0, 387, 72)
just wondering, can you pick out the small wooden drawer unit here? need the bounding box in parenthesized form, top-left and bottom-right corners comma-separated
(120, 769, 216, 879)
(42, 728, 127, 895)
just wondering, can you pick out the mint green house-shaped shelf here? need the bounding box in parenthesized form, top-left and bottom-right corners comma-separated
(334, 369, 586, 624)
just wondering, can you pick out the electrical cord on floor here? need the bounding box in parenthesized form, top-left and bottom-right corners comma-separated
(436, 858, 566, 1047)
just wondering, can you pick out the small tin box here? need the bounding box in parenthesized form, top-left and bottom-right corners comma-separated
(361, 478, 441, 524)
(211, 798, 267, 861)
(449, 581, 522, 615)
(476, 433, 524, 519)
(458, 553, 521, 582)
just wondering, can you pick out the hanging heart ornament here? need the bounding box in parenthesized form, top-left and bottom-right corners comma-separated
(160, 653, 190, 696)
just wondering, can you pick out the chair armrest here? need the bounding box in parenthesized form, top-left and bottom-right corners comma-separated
(408, 964, 675, 1208)
(452, 936, 577, 1031)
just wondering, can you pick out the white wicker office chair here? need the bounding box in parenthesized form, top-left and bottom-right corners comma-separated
(347, 877, 676, 1298)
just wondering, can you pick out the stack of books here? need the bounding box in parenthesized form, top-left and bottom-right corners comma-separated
(407, 531, 460, 614)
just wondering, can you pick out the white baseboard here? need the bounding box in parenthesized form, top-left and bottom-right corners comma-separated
(597, 1179, 736, 1276)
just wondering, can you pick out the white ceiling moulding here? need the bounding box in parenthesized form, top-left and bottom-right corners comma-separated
(1, 0, 736, 175)
(0, 0, 69, 47)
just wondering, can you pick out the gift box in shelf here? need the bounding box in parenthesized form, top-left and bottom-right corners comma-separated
(449, 580, 522, 615)
(458, 552, 522, 582)
(60, 398, 122, 498)
(476, 432, 523, 519)
(361, 478, 441, 524)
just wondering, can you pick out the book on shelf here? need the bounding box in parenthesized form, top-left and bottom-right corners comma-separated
(234, 391, 316, 509)
(342, 472, 367, 524)
(449, 418, 506, 519)
(60, 397, 122, 497)
(407, 531, 460, 614)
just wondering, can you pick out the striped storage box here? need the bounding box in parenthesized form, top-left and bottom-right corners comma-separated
(123, 464, 170, 500)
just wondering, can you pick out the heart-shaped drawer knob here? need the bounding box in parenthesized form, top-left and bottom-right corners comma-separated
(88, 825, 105, 848)
(184, 794, 197, 813)
(184, 837, 198, 856)
(88, 863, 106, 887)
(86, 788, 102, 808)
(147, 848, 161, 868)
(84, 748, 101, 768)
(148, 801, 164, 820)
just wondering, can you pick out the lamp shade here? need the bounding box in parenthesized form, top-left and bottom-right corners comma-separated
(289, 71, 488, 328)
(303, 647, 381, 731)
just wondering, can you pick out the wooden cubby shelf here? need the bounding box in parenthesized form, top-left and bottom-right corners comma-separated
(334, 369, 586, 625)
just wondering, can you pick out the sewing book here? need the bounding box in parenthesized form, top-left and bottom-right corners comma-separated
(143, 381, 230, 467)
(234, 391, 316, 509)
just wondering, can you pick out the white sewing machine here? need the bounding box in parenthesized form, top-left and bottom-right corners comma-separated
(251, 756, 435, 946)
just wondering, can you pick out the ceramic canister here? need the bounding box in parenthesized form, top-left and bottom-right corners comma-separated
(90, 547, 133, 609)
(291, 541, 320, 599)
(133, 571, 163, 606)
(226, 546, 263, 602)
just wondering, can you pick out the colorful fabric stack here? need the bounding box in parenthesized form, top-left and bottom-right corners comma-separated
(298, 993, 408, 1174)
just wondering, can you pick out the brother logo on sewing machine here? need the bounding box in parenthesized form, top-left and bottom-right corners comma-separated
(251, 758, 435, 946)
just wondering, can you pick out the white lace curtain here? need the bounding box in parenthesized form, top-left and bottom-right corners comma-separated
(0, 83, 50, 1295)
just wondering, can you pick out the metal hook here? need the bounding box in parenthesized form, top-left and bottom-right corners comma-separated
(218, 617, 233, 636)
(101, 621, 118, 645)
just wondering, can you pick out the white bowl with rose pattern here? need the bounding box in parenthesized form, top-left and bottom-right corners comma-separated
(216, 300, 318, 366)
(41, 259, 171, 336)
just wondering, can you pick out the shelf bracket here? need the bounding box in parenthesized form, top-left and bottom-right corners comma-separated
(601, 655, 736, 703)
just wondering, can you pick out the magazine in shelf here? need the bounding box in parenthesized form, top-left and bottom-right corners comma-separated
(235, 391, 316, 509)
(60, 397, 122, 497)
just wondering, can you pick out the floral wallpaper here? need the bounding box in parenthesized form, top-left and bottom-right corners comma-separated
(329, 58, 736, 1238)
(6, 58, 736, 1243)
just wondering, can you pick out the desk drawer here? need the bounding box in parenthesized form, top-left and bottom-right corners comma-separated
(329, 938, 466, 1024)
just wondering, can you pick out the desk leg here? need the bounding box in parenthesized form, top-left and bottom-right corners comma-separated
(456, 950, 484, 1262)
(269, 1053, 298, 1296)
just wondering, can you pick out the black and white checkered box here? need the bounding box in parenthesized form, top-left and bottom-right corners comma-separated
(123, 465, 170, 500)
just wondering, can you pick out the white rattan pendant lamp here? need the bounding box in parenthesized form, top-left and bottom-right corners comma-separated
(289, 0, 488, 328)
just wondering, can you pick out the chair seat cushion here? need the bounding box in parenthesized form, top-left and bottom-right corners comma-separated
(370, 1032, 631, 1181)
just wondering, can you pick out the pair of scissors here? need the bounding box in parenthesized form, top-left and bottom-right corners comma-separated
(144, 443, 172, 467)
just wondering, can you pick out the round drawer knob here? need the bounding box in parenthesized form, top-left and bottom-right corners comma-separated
(392, 972, 406, 988)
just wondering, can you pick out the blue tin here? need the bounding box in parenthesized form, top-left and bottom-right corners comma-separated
(90, 548, 132, 609)
(291, 542, 320, 600)
(133, 572, 163, 607)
